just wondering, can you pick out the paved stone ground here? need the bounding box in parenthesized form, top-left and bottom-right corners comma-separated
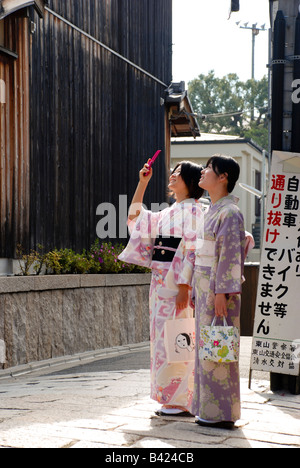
(0, 339, 299, 449)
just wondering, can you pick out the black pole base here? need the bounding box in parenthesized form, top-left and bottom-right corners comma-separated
(270, 373, 300, 395)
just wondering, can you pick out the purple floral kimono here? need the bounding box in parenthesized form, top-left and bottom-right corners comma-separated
(119, 199, 205, 411)
(192, 196, 246, 421)
(167, 195, 247, 421)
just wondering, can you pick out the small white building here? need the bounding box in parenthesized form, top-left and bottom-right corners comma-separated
(171, 134, 269, 261)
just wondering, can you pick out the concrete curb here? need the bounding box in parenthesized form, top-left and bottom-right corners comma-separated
(0, 341, 150, 380)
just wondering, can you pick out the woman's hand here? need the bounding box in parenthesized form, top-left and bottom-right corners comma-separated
(176, 284, 190, 312)
(139, 160, 153, 183)
(128, 161, 153, 221)
(215, 293, 228, 318)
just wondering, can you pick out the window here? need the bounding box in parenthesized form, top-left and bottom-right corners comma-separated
(0, 20, 4, 47)
(0, 20, 18, 59)
(0, 79, 5, 104)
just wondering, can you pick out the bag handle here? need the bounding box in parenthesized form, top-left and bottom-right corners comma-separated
(211, 316, 228, 327)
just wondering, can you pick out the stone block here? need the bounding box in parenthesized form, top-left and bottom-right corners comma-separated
(80, 275, 106, 288)
(34, 275, 80, 291)
(1, 274, 150, 368)
(0, 277, 35, 294)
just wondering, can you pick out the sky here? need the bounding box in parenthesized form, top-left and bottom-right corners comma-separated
(172, 0, 271, 85)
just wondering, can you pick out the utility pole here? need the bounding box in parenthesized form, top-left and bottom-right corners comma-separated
(269, 0, 300, 395)
(237, 23, 267, 80)
(237, 22, 267, 120)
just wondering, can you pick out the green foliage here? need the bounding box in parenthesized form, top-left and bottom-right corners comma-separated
(16, 241, 150, 276)
(89, 240, 150, 274)
(16, 244, 41, 276)
(188, 71, 269, 149)
(44, 249, 93, 275)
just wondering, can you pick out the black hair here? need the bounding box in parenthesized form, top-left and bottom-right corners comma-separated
(206, 154, 240, 193)
(171, 161, 204, 199)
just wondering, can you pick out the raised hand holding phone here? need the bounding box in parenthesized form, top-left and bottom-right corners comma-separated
(131, 151, 161, 220)
(144, 150, 161, 177)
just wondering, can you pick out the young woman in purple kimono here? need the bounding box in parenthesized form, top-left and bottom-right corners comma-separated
(194, 155, 246, 428)
(169, 155, 247, 428)
(119, 160, 205, 415)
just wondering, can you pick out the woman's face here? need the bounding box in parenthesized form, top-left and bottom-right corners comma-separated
(168, 165, 188, 196)
(198, 163, 220, 191)
(176, 334, 188, 349)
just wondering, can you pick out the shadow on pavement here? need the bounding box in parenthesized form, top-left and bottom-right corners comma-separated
(48, 350, 151, 376)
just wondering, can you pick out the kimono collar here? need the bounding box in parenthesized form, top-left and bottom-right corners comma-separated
(173, 198, 196, 207)
(210, 195, 239, 210)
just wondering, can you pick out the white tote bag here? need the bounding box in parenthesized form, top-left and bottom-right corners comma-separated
(164, 311, 195, 364)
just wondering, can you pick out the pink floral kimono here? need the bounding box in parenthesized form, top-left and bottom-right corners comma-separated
(119, 199, 205, 411)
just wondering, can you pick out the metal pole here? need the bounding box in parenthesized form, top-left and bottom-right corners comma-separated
(251, 28, 256, 121)
(252, 28, 255, 80)
(269, 0, 300, 395)
(237, 23, 266, 121)
(237, 23, 267, 81)
(271, 10, 286, 152)
(292, 12, 300, 152)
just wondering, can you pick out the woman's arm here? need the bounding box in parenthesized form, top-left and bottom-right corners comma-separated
(128, 162, 153, 221)
(176, 284, 191, 311)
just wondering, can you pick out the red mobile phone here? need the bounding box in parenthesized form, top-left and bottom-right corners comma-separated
(144, 150, 161, 176)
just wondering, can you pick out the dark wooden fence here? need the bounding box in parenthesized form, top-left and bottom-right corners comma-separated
(0, 14, 30, 257)
(0, 0, 172, 257)
(29, 0, 172, 253)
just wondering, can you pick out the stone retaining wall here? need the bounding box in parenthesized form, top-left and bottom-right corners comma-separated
(0, 274, 151, 368)
(0, 265, 259, 369)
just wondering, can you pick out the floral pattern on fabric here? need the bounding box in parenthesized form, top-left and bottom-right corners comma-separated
(191, 196, 246, 421)
(119, 200, 204, 411)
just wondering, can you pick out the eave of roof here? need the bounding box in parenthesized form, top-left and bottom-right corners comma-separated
(165, 83, 201, 138)
(0, 0, 44, 20)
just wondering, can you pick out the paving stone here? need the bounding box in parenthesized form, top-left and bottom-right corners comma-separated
(0, 341, 299, 449)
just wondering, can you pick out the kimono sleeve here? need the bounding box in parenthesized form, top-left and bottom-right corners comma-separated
(118, 207, 161, 268)
(159, 236, 197, 298)
(159, 202, 204, 298)
(213, 209, 246, 295)
(174, 201, 204, 287)
(245, 230, 255, 257)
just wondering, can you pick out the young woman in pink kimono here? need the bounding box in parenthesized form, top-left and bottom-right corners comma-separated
(119, 160, 205, 415)
(168, 155, 250, 429)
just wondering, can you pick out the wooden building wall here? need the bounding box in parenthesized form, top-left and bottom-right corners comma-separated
(29, 0, 172, 252)
(0, 14, 30, 257)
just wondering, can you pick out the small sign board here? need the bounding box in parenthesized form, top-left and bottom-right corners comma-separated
(251, 151, 300, 376)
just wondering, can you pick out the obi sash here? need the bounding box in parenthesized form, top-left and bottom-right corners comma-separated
(195, 239, 215, 268)
(152, 236, 182, 263)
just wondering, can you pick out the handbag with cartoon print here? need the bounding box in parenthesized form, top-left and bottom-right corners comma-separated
(199, 316, 240, 363)
(164, 309, 195, 364)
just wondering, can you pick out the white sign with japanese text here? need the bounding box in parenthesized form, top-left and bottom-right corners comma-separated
(251, 151, 300, 376)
